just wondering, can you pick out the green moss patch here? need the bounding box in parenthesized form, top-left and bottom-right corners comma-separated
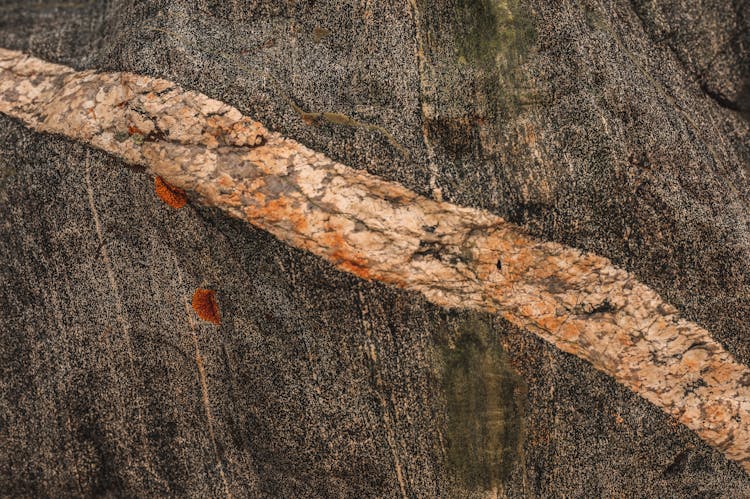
(439, 314, 526, 490)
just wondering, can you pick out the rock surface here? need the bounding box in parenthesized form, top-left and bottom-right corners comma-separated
(0, 0, 749, 496)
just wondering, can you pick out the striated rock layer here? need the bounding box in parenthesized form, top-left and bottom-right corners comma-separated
(1, 47, 748, 472)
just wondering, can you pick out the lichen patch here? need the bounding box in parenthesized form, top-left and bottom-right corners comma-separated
(192, 288, 221, 325)
(154, 176, 188, 209)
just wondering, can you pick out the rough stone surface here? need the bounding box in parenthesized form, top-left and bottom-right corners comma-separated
(3, 48, 750, 473)
(1, 0, 749, 497)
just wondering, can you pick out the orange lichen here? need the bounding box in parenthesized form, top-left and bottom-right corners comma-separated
(192, 288, 221, 325)
(154, 176, 187, 209)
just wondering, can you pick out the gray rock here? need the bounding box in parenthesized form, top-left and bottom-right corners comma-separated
(0, 0, 748, 496)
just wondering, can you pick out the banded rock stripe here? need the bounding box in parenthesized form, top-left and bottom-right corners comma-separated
(1, 47, 749, 472)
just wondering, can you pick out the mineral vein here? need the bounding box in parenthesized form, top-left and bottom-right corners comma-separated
(1, 47, 749, 471)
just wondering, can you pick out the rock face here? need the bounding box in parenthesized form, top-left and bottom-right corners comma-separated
(0, 0, 749, 497)
(5, 46, 750, 475)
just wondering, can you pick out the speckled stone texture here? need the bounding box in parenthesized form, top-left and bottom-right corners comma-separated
(1, 0, 749, 497)
(3, 48, 750, 473)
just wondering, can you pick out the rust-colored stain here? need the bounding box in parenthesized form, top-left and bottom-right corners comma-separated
(338, 259, 376, 281)
(154, 176, 187, 209)
(245, 194, 310, 233)
(192, 288, 221, 325)
(319, 228, 377, 281)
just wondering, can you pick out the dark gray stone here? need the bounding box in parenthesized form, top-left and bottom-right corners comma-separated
(0, 0, 749, 496)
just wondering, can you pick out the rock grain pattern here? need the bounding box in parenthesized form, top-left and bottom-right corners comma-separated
(2, 47, 749, 472)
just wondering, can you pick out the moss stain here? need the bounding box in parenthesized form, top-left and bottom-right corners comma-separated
(453, 0, 537, 116)
(455, 0, 534, 67)
(420, 0, 540, 160)
(438, 313, 526, 492)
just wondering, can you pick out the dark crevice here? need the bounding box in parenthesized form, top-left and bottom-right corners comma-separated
(700, 81, 743, 112)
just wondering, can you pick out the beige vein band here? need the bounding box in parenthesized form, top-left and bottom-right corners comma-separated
(1, 47, 748, 471)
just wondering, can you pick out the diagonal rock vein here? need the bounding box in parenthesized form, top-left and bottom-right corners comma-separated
(1, 47, 749, 472)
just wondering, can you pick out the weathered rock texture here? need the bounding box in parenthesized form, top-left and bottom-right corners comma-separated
(1, 0, 749, 497)
(3, 47, 750, 474)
